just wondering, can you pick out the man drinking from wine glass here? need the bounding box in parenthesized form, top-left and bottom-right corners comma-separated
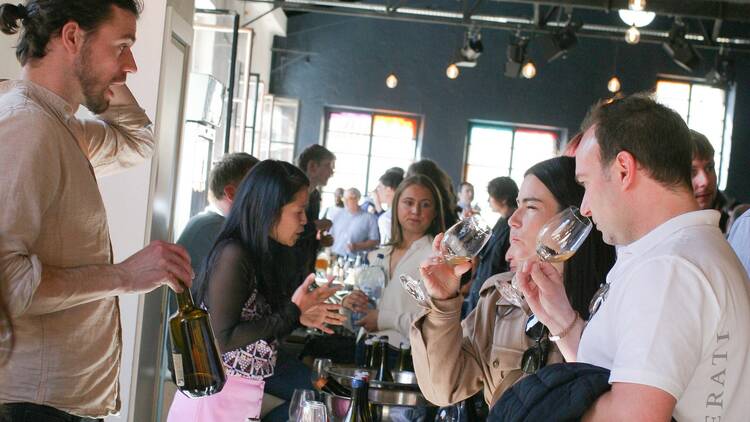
(516, 94, 750, 421)
(0, 1, 194, 420)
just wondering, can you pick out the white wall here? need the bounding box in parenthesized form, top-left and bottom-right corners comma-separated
(241, 1, 286, 92)
(0, 33, 21, 78)
(99, 1, 171, 420)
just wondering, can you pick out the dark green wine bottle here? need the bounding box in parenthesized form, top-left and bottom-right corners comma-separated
(169, 288, 227, 397)
(375, 337, 393, 382)
(396, 342, 413, 372)
(343, 376, 373, 422)
(368, 337, 382, 370)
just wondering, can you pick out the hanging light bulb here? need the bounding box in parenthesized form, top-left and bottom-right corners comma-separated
(625, 26, 641, 44)
(521, 61, 537, 79)
(385, 73, 398, 89)
(628, 0, 646, 11)
(446, 63, 459, 79)
(607, 76, 622, 93)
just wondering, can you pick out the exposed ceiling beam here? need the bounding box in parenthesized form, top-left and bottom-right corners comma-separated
(243, 0, 750, 52)
(489, 0, 750, 22)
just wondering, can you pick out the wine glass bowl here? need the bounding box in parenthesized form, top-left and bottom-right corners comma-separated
(289, 389, 316, 422)
(400, 215, 493, 306)
(535, 206, 593, 263)
(499, 206, 593, 306)
(441, 214, 493, 262)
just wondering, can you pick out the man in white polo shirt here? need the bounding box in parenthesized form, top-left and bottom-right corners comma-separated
(517, 94, 750, 421)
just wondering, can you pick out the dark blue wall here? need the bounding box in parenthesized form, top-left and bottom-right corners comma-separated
(270, 13, 750, 202)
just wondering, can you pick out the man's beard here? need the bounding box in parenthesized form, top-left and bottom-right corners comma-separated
(74, 42, 110, 114)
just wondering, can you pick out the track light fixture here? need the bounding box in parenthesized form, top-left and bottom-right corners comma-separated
(662, 20, 702, 73)
(539, 19, 581, 63)
(455, 26, 483, 68)
(705, 49, 735, 87)
(505, 34, 533, 78)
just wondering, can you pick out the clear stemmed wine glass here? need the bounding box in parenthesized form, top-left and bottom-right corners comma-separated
(400, 215, 493, 306)
(299, 400, 329, 422)
(289, 389, 316, 422)
(498, 206, 593, 307)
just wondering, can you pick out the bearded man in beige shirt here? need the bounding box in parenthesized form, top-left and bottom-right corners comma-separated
(0, 1, 193, 420)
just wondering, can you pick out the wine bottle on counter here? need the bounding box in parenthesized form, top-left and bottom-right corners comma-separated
(169, 286, 226, 397)
(375, 336, 393, 382)
(343, 375, 374, 422)
(396, 342, 413, 372)
(367, 337, 382, 370)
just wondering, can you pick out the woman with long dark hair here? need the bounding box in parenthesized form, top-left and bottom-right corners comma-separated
(409, 156, 616, 407)
(168, 160, 345, 422)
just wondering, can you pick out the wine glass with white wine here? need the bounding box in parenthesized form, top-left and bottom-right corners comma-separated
(498, 206, 593, 307)
(400, 214, 493, 306)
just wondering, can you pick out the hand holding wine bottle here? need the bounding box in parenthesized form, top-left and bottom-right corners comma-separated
(293, 274, 346, 334)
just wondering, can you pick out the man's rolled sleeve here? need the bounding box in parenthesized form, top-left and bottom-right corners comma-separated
(80, 104, 154, 176)
(0, 111, 60, 317)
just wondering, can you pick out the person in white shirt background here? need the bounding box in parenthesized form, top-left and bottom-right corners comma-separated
(330, 188, 380, 257)
(515, 94, 750, 422)
(728, 207, 750, 276)
(375, 168, 405, 244)
(457, 181, 481, 219)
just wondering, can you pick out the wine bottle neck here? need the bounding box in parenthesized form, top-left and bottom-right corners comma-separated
(175, 287, 195, 312)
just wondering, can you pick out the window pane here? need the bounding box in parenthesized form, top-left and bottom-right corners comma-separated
(688, 85, 726, 178)
(269, 142, 295, 163)
(510, 130, 557, 186)
(370, 136, 417, 159)
(373, 115, 417, 139)
(367, 157, 413, 194)
(327, 132, 370, 155)
(655, 80, 690, 122)
(465, 126, 514, 226)
(328, 112, 372, 135)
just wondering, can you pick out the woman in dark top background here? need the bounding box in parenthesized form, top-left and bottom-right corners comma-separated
(168, 160, 346, 422)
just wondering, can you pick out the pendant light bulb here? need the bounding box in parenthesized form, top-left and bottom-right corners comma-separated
(625, 26, 641, 44)
(607, 76, 622, 93)
(386, 73, 398, 89)
(446, 63, 459, 79)
(628, 0, 646, 11)
(521, 61, 537, 79)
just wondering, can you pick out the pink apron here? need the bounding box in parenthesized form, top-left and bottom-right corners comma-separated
(167, 375, 265, 421)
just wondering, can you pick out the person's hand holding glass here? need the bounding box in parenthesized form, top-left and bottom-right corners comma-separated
(402, 215, 492, 305)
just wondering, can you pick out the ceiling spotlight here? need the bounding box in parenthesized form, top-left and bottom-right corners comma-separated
(385, 73, 398, 89)
(629, 0, 646, 11)
(625, 26, 641, 44)
(522, 61, 537, 79)
(663, 21, 702, 73)
(607, 76, 622, 93)
(705, 50, 735, 86)
(505, 34, 529, 78)
(446, 63, 459, 79)
(618, 9, 655, 27)
(539, 20, 580, 63)
(455, 26, 483, 68)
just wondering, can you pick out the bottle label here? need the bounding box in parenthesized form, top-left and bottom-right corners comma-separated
(172, 353, 185, 387)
